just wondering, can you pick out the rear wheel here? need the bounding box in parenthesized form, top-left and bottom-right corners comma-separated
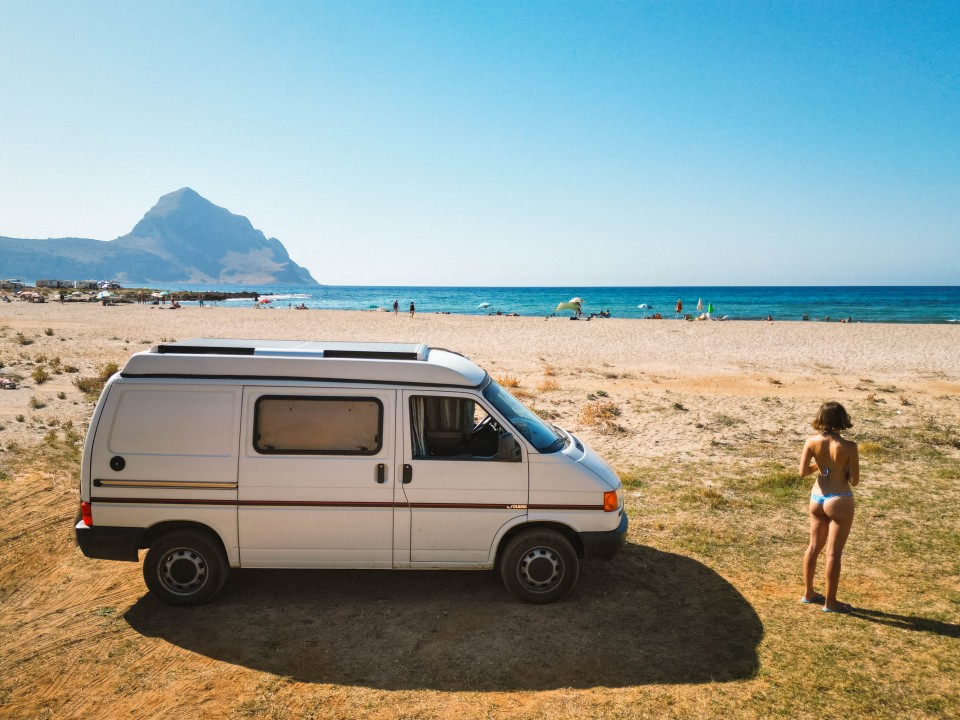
(500, 529, 579, 604)
(143, 529, 228, 606)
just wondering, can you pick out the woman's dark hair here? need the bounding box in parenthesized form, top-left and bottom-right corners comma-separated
(812, 401, 853, 433)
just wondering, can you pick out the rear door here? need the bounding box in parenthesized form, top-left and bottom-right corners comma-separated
(399, 390, 528, 565)
(88, 382, 241, 563)
(238, 386, 396, 567)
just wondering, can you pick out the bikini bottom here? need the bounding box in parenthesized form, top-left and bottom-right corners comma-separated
(811, 491, 853, 505)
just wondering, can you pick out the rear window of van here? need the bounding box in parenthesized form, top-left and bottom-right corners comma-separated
(109, 389, 237, 457)
(254, 396, 382, 455)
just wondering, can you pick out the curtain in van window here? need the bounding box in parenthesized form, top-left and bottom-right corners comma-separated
(410, 396, 427, 458)
(425, 397, 474, 434)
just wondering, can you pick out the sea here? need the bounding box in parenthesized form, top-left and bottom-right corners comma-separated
(146, 284, 960, 324)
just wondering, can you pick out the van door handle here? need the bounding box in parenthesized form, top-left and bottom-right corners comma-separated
(376, 463, 386, 483)
(402, 464, 413, 484)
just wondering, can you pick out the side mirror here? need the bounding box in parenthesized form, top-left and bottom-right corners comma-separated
(497, 433, 522, 462)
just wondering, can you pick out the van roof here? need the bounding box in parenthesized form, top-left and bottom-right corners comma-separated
(120, 339, 488, 388)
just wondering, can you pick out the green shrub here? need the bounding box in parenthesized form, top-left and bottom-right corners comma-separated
(74, 362, 120, 399)
(754, 469, 806, 500)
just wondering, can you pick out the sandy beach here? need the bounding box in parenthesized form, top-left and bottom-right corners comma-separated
(1, 301, 958, 719)
(2, 301, 958, 458)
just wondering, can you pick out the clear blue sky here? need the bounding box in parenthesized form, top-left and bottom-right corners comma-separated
(1, 1, 958, 285)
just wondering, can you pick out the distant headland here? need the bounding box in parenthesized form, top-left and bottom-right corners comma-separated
(0, 188, 318, 286)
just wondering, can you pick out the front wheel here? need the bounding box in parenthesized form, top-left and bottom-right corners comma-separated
(499, 529, 579, 604)
(143, 529, 228, 606)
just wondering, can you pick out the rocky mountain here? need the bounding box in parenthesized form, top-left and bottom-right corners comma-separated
(0, 188, 318, 285)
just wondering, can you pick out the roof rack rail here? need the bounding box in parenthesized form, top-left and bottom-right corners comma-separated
(157, 344, 254, 356)
(321, 349, 420, 360)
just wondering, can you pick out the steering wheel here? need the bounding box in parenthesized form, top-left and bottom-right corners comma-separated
(472, 414, 495, 434)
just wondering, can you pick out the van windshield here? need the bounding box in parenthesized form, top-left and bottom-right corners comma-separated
(482, 381, 565, 454)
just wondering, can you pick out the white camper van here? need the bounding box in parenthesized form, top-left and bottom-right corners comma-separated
(76, 340, 627, 605)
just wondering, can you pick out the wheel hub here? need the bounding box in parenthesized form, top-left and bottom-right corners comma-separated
(159, 548, 208, 595)
(518, 547, 562, 591)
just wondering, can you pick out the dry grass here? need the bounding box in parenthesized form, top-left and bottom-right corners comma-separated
(495, 374, 521, 388)
(536, 378, 560, 392)
(578, 400, 625, 434)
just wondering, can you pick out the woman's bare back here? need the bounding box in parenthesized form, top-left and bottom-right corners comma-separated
(800, 433, 860, 495)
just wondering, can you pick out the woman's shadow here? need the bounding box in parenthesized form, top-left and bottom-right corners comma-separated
(850, 608, 960, 638)
(124, 544, 762, 691)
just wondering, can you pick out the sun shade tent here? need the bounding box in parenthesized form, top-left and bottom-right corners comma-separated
(554, 301, 581, 314)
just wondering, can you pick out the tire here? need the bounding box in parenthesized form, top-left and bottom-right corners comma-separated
(143, 529, 228, 606)
(499, 528, 579, 604)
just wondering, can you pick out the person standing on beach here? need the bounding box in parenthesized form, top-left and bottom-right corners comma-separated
(798, 401, 860, 613)
(676, 299, 683, 318)
(393, 300, 399, 316)
(409, 301, 415, 317)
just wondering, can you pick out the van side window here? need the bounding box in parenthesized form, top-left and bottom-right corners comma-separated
(254, 396, 382, 455)
(410, 396, 501, 459)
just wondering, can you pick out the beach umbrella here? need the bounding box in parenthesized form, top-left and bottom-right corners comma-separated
(638, 303, 653, 309)
(569, 297, 584, 304)
(258, 298, 272, 304)
(96, 291, 113, 299)
(477, 302, 490, 309)
(708, 303, 714, 314)
(697, 298, 703, 312)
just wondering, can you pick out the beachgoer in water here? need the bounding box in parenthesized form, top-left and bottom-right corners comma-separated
(798, 401, 860, 613)
(393, 300, 399, 316)
(676, 299, 682, 318)
(409, 301, 415, 317)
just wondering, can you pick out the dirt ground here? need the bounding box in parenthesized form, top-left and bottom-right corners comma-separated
(1, 303, 958, 719)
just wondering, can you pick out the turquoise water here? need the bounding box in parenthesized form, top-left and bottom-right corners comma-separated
(151, 285, 960, 324)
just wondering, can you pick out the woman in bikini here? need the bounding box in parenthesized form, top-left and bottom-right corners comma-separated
(798, 401, 860, 613)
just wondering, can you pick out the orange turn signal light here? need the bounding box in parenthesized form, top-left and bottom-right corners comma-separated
(603, 490, 619, 512)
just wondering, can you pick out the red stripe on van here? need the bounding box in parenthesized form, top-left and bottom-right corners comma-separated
(90, 497, 605, 511)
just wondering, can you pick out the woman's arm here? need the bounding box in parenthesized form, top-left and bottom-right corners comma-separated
(847, 443, 860, 486)
(798, 439, 819, 477)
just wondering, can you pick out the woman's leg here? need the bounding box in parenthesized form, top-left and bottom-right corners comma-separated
(803, 503, 830, 600)
(823, 496, 855, 610)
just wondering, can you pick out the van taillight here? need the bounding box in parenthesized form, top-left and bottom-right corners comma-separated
(603, 490, 619, 512)
(81, 501, 93, 526)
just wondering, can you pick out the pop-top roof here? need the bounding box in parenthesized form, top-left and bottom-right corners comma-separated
(156, 339, 429, 361)
(120, 339, 486, 387)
